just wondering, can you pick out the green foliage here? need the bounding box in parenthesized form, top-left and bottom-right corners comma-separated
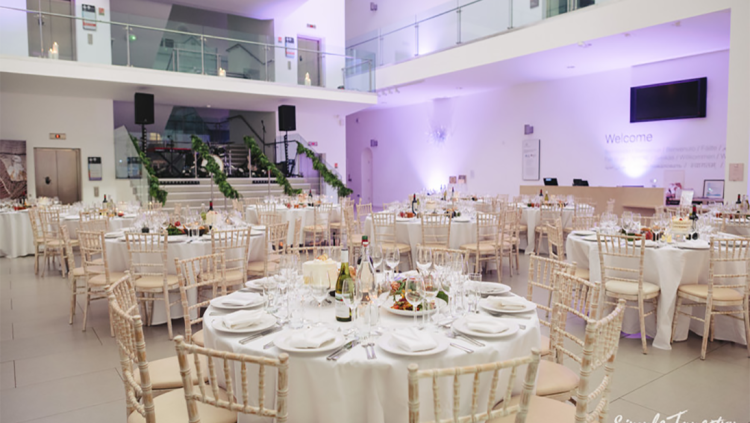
(129, 134, 168, 205)
(242, 136, 302, 196)
(191, 136, 241, 200)
(296, 143, 352, 198)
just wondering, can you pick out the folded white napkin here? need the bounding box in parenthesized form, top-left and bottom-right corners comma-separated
(221, 292, 262, 307)
(105, 231, 124, 239)
(287, 328, 336, 349)
(464, 315, 508, 334)
(486, 297, 527, 311)
(222, 309, 265, 330)
(391, 327, 438, 352)
(475, 281, 503, 293)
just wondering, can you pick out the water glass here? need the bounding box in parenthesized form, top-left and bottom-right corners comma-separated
(385, 247, 400, 273)
(415, 245, 432, 275)
(404, 276, 424, 327)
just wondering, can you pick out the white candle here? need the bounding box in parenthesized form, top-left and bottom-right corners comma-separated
(304, 72, 311, 86)
(219, 67, 226, 77)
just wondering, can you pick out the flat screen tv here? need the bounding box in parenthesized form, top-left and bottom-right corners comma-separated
(630, 77, 707, 123)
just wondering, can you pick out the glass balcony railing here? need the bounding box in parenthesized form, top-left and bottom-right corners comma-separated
(0, 6, 374, 92)
(346, 0, 608, 69)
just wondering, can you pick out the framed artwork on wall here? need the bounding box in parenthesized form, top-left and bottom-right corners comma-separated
(522, 139, 540, 181)
(703, 179, 724, 200)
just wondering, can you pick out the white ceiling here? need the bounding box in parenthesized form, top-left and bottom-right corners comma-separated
(142, 0, 308, 20)
(373, 11, 730, 109)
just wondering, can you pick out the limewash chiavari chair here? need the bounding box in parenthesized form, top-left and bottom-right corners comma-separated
(107, 274, 225, 422)
(80, 216, 110, 233)
(571, 215, 599, 231)
(606, 199, 615, 214)
(460, 212, 502, 282)
(38, 207, 68, 277)
(546, 218, 565, 261)
(724, 213, 750, 232)
(491, 298, 627, 423)
(28, 208, 46, 275)
(407, 349, 542, 423)
(372, 211, 414, 269)
(341, 203, 362, 249)
(526, 254, 576, 358)
(671, 237, 750, 360)
(534, 204, 562, 254)
(248, 222, 290, 279)
(175, 254, 226, 347)
(357, 202, 373, 229)
(420, 213, 452, 248)
(534, 272, 601, 401)
(259, 212, 282, 226)
(125, 231, 180, 339)
(597, 233, 659, 354)
(303, 203, 333, 249)
(289, 217, 303, 255)
(78, 230, 125, 333)
(498, 209, 520, 277)
(173, 336, 288, 423)
(244, 197, 262, 207)
(211, 228, 251, 293)
(61, 225, 86, 326)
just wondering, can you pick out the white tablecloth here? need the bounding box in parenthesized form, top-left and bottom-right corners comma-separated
(62, 215, 136, 239)
(245, 205, 341, 245)
(0, 210, 35, 258)
(104, 235, 267, 325)
(566, 235, 748, 350)
(521, 206, 574, 254)
(364, 217, 476, 253)
(204, 287, 541, 423)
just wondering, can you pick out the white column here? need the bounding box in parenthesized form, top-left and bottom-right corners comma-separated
(725, 0, 750, 199)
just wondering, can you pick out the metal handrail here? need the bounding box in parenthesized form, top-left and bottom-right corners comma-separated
(1, 5, 369, 61)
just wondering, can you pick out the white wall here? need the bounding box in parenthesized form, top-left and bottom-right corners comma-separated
(0, 92, 133, 203)
(346, 51, 729, 205)
(274, 0, 346, 89)
(73, 0, 112, 64)
(345, 0, 446, 42)
(0, 0, 28, 57)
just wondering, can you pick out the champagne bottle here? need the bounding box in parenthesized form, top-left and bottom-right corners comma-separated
(335, 260, 352, 322)
(737, 194, 742, 205)
(544, 191, 549, 202)
(356, 235, 376, 304)
(411, 194, 417, 215)
(102, 194, 107, 204)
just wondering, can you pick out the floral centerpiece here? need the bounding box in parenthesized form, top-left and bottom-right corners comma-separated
(388, 273, 449, 311)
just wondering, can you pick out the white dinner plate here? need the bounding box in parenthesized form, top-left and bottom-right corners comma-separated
(479, 298, 537, 314)
(571, 230, 595, 236)
(396, 217, 415, 222)
(676, 241, 710, 250)
(383, 297, 447, 317)
(104, 232, 124, 239)
(211, 313, 276, 334)
(273, 332, 346, 354)
(377, 332, 449, 357)
(453, 318, 520, 339)
(581, 234, 599, 242)
(209, 295, 265, 310)
(452, 216, 471, 223)
(64, 215, 80, 220)
(474, 281, 511, 295)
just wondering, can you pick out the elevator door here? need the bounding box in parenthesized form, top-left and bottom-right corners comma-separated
(298, 37, 321, 86)
(26, 0, 76, 59)
(34, 148, 81, 204)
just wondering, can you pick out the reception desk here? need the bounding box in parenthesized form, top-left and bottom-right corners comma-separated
(519, 186, 665, 216)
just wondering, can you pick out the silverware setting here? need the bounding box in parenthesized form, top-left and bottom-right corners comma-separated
(263, 341, 275, 350)
(327, 340, 360, 361)
(238, 326, 282, 344)
(362, 342, 377, 360)
(449, 343, 474, 354)
(445, 330, 485, 347)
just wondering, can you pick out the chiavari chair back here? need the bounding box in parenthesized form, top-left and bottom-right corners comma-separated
(175, 254, 226, 347)
(534, 205, 563, 253)
(571, 215, 598, 231)
(28, 207, 46, 275)
(303, 203, 332, 249)
(173, 336, 286, 422)
(407, 350, 541, 423)
(78, 230, 123, 333)
(372, 211, 413, 269)
(61, 225, 85, 326)
(211, 228, 251, 293)
(546, 218, 565, 261)
(38, 207, 67, 277)
(527, 254, 576, 331)
(420, 213, 451, 248)
(249, 222, 290, 278)
(460, 212, 502, 281)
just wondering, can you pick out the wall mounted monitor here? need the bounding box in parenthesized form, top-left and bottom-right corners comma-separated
(573, 179, 589, 186)
(630, 77, 707, 123)
(543, 178, 558, 186)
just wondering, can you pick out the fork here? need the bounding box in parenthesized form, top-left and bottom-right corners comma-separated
(367, 343, 377, 359)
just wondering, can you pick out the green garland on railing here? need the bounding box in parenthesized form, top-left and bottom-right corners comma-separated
(296, 143, 353, 198)
(129, 134, 168, 205)
(243, 136, 301, 196)
(191, 136, 241, 200)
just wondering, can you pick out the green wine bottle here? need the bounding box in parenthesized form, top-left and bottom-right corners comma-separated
(335, 260, 352, 322)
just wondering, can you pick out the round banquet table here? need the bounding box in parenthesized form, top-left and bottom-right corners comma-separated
(566, 234, 748, 350)
(0, 210, 35, 258)
(204, 284, 541, 423)
(364, 216, 477, 256)
(62, 215, 136, 239)
(104, 233, 267, 325)
(246, 205, 341, 246)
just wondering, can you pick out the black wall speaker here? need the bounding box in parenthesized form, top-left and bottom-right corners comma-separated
(134, 93, 155, 125)
(278, 105, 296, 132)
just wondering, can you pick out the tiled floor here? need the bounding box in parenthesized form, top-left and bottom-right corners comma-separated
(1, 254, 748, 423)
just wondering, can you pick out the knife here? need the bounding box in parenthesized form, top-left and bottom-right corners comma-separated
(239, 326, 282, 344)
(326, 340, 360, 361)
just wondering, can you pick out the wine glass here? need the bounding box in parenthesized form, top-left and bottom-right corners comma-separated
(404, 276, 424, 327)
(415, 245, 432, 275)
(370, 243, 384, 273)
(384, 246, 400, 276)
(421, 273, 441, 328)
(340, 277, 360, 325)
